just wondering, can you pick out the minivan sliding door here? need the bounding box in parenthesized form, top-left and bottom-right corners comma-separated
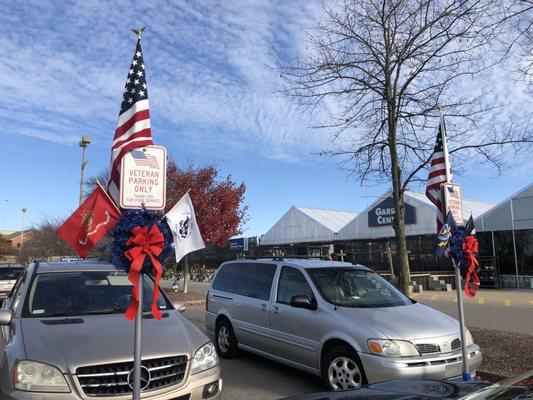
(230, 263, 276, 352)
(269, 267, 321, 371)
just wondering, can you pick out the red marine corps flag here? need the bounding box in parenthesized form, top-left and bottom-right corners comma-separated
(108, 31, 154, 205)
(58, 184, 121, 258)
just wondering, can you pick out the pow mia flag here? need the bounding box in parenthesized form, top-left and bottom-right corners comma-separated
(165, 192, 205, 263)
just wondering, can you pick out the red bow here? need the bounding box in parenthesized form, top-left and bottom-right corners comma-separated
(462, 236, 480, 298)
(123, 224, 164, 321)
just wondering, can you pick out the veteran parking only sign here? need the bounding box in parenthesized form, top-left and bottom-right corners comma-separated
(120, 145, 167, 210)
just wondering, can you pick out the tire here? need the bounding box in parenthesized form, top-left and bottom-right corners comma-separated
(322, 345, 366, 391)
(215, 318, 238, 359)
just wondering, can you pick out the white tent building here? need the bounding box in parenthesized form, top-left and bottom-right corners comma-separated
(474, 183, 533, 288)
(260, 206, 357, 246)
(260, 190, 494, 275)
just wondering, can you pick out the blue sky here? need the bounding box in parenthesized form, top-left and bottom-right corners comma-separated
(1, 0, 531, 237)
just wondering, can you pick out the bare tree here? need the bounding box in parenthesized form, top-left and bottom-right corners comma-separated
(281, 0, 533, 294)
(0, 234, 12, 258)
(503, 0, 533, 88)
(84, 169, 110, 198)
(31, 217, 73, 260)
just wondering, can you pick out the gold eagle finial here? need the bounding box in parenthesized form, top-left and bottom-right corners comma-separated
(131, 27, 145, 38)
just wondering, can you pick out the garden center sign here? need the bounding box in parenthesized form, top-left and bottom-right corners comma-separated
(120, 145, 167, 210)
(368, 197, 416, 227)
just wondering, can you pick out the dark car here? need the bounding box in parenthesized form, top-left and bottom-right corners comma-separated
(0, 265, 24, 299)
(282, 370, 533, 400)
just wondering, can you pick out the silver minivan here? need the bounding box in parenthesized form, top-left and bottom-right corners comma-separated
(205, 258, 482, 390)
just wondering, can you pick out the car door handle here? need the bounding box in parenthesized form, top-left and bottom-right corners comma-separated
(260, 303, 267, 311)
(273, 306, 279, 314)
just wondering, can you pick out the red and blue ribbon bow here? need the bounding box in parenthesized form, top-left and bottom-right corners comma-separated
(462, 235, 480, 298)
(123, 224, 164, 320)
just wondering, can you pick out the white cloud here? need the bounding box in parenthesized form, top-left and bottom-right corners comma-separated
(0, 0, 530, 173)
(0, 0, 330, 162)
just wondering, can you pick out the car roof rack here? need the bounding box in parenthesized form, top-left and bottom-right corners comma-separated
(241, 255, 333, 261)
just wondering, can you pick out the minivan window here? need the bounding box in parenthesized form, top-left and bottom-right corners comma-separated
(307, 268, 411, 308)
(212, 263, 276, 301)
(277, 267, 315, 304)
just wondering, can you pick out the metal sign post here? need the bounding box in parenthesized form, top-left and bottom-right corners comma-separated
(120, 28, 167, 400)
(133, 273, 144, 400)
(453, 259, 472, 381)
(437, 106, 471, 381)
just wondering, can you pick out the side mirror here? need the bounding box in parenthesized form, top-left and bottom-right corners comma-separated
(0, 310, 12, 326)
(172, 301, 186, 313)
(290, 295, 317, 311)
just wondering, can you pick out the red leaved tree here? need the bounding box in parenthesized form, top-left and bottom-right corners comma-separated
(166, 161, 247, 292)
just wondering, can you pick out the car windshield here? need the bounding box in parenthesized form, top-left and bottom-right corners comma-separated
(0, 268, 23, 280)
(307, 268, 412, 308)
(23, 271, 169, 317)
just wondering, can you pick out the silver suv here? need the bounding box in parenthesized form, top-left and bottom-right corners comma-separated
(0, 261, 221, 399)
(206, 258, 482, 390)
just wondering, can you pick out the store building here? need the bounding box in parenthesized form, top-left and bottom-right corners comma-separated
(0, 230, 35, 249)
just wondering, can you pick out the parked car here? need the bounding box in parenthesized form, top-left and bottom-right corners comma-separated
(281, 369, 533, 400)
(0, 261, 221, 399)
(205, 258, 482, 391)
(0, 265, 24, 300)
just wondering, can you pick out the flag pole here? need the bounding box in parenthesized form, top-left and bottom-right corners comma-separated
(95, 180, 122, 215)
(438, 106, 471, 382)
(177, 188, 192, 204)
(163, 189, 192, 217)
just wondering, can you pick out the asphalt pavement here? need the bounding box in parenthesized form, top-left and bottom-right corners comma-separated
(180, 286, 533, 400)
(183, 306, 324, 400)
(411, 290, 533, 335)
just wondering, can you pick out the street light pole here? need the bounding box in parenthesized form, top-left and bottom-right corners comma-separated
(2, 199, 8, 231)
(79, 136, 91, 205)
(19, 208, 27, 260)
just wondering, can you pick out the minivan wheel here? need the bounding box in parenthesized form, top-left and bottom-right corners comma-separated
(215, 319, 238, 359)
(323, 345, 366, 390)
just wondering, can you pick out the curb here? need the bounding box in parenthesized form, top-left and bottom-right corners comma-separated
(184, 300, 206, 307)
(476, 370, 507, 382)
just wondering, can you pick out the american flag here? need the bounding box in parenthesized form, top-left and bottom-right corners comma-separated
(425, 116, 452, 232)
(131, 149, 159, 169)
(108, 38, 153, 204)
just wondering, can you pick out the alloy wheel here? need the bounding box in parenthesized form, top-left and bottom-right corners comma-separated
(218, 325, 230, 353)
(327, 356, 362, 390)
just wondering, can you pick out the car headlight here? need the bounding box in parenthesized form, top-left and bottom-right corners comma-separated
(367, 339, 420, 357)
(191, 342, 218, 375)
(14, 360, 70, 392)
(465, 329, 474, 346)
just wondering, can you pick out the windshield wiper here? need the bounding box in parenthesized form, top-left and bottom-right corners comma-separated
(80, 308, 127, 315)
(41, 308, 127, 317)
